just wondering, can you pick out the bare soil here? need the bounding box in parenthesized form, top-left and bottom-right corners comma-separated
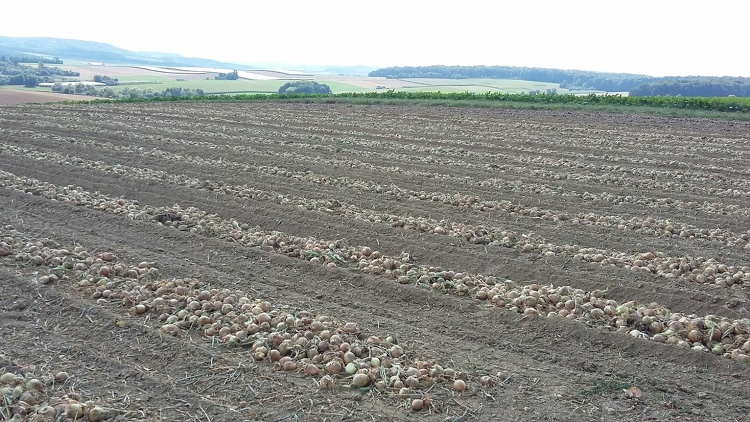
(0, 89, 83, 105)
(58, 66, 213, 81)
(1, 102, 749, 421)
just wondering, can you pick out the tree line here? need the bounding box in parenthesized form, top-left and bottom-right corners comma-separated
(0, 54, 63, 64)
(368, 65, 750, 97)
(629, 76, 750, 97)
(93, 75, 119, 86)
(368, 65, 652, 92)
(0, 58, 79, 87)
(215, 70, 239, 80)
(52, 83, 205, 100)
(278, 81, 331, 94)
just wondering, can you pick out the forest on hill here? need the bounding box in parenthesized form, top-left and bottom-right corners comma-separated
(369, 65, 750, 97)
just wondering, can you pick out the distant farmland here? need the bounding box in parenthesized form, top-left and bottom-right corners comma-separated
(0, 88, 99, 105)
(393, 78, 586, 94)
(8, 65, 609, 99)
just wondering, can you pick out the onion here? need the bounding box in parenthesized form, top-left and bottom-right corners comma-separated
(687, 330, 703, 343)
(65, 401, 84, 419)
(453, 379, 467, 393)
(411, 399, 424, 411)
(88, 406, 107, 422)
(351, 373, 370, 387)
(319, 375, 335, 389)
(667, 321, 683, 331)
(303, 364, 319, 376)
(161, 324, 180, 335)
(343, 351, 356, 364)
(710, 327, 723, 341)
(325, 361, 343, 374)
(589, 308, 604, 318)
(25, 378, 43, 391)
(389, 345, 404, 358)
(310, 320, 324, 332)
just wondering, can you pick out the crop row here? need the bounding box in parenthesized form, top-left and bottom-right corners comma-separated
(0, 229, 121, 421)
(6, 116, 750, 222)
(2, 145, 749, 292)
(14, 103, 746, 162)
(30, 120, 750, 218)
(3, 136, 749, 250)
(0, 362, 109, 422)
(5, 116, 749, 199)
(2, 172, 750, 365)
(0, 225, 479, 414)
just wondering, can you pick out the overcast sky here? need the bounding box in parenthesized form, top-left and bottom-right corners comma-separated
(2, 1, 747, 77)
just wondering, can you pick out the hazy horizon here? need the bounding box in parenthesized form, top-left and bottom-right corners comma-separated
(3, 0, 749, 77)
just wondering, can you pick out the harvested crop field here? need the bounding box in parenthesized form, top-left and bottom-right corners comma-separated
(1, 102, 750, 421)
(0, 89, 80, 105)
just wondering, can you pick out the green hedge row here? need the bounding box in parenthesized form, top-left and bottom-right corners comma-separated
(72, 91, 750, 113)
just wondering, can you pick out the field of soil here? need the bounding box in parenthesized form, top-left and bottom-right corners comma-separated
(59, 66, 219, 82)
(1, 102, 749, 421)
(0, 89, 83, 105)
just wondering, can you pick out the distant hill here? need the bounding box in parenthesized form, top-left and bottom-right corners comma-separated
(0, 36, 247, 68)
(320, 65, 379, 76)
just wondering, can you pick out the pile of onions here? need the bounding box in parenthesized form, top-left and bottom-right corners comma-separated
(98, 277, 474, 399)
(0, 226, 477, 409)
(0, 361, 108, 421)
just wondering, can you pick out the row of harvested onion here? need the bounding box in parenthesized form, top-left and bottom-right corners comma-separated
(4, 138, 747, 249)
(1, 146, 748, 291)
(0, 366, 107, 422)
(0, 225, 474, 414)
(1, 175, 749, 365)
